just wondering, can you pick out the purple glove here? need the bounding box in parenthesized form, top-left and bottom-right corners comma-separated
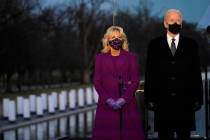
(106, 98, 115, 108)
(115, 98, 126, 109)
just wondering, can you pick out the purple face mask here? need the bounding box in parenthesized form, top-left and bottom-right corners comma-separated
(108, 38, 123, 50)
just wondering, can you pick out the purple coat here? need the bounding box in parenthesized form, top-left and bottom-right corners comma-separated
(92, 50, 144, 140)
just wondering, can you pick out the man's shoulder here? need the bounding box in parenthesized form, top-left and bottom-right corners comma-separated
(147, 35, 165, 50)
(149, 35, 165, 43)
(180, 35, 196, 43)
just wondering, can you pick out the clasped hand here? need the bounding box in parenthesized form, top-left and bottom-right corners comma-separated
(194, 102, 202, 111)
(106, 98, 126, 110)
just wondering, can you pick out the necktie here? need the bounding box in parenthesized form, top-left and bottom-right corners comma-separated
(171, 38, 176, 56)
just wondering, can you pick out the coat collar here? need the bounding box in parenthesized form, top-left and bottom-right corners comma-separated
(105, 49, 128, 78)
(106, 49, 127, 57)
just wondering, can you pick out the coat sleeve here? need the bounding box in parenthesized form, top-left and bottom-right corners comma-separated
(94, 54, 111, 104)
(121, 53, 140, 103)
(144, 40, 157, 105)
(191, 40, 203, 105)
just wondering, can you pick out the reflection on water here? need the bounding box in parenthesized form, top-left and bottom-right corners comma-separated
(49, 120, 57, 140)
(29, 125, 36, 140)
(78, 113, 84, 137)
(2, 104, 207, 140)
(59, 117, 67, 137)
(2, 110, 95, 140)
(69, 115, 76, 138)
(37, 122, 47, 140)
(86, 111, 93, 134)
(4, 130, 16, 140)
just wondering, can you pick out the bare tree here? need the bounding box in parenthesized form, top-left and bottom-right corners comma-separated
(0, 0, 40, 92)
(68, 0, 109, 83)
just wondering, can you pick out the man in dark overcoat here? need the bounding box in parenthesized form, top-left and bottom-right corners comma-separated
(144, 9, 203, 140)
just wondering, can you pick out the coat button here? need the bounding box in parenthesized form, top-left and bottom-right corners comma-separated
(171, 77, 176, 80)
(171, 61, 175, 64)
(171, 93, 176, 96)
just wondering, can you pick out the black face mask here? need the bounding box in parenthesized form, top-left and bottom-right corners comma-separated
(168, 23, 181, 34)
(108, 38, 123, 50)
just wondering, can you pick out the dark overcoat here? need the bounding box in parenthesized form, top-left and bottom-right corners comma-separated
(144, 34, 203, 130)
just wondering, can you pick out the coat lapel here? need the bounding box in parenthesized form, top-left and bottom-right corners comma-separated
(161, 35, 174, 58)
(173, 35, 183, 57)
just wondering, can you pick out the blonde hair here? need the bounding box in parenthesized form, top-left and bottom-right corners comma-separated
(164, 9, 183, 22)
(101, 26, 129, 53)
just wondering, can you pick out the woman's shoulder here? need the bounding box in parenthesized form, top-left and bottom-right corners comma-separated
(123, 50, 138, 58)
(95, 52, 108, 59)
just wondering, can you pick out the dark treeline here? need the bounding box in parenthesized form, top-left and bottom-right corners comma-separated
(0, 0, 209, 93)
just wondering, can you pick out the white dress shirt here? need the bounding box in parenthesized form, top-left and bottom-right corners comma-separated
(167, 33, 180, 49)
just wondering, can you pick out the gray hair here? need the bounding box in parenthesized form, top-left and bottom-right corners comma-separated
(164, 9, 183, 22)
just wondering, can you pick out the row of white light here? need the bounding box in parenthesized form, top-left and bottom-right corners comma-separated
(2, 87, 99, 122)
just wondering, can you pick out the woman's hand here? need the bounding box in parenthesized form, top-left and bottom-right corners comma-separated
(106, 98, 126, 110)
(115, 98, 126, 109)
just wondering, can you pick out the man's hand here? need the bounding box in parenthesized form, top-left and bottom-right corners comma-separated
(194, 102, 202, 111)
(146, 102, 157, 111)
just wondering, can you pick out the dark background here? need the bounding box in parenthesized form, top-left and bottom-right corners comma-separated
(0, 0, 209, 93)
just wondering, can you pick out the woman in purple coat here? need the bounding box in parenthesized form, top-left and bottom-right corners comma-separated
(92, 26, 144, 140)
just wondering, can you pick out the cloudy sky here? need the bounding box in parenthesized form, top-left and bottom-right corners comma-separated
(42, 0, 210, 27)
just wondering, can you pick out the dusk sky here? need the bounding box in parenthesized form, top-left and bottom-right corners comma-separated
(42, 0, 210, 27)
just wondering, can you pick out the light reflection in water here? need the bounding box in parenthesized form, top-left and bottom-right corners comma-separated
(78, 113, 85, 138)
(69, 115, 76, 138)
(4, 130, 16, 140)
(23, 127, 30, 140)
(2, 109, 95, 140)
(86, 111, 93, 134)
(59, 117, 67, 137)
(30, 125, 36, 140)
(37, 122, 47, 140)
(49, 120, 58, 139)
